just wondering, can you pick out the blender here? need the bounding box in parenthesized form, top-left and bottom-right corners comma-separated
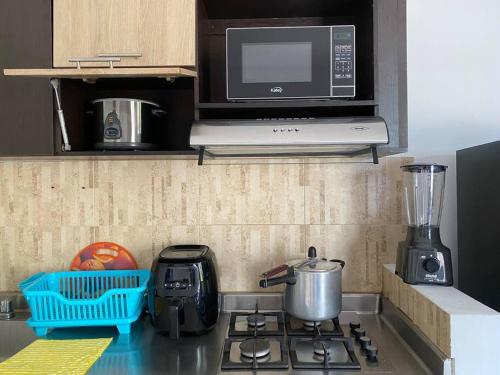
(395, 164, 453, 285)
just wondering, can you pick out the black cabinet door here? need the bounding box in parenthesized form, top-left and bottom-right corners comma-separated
(0, 0, 53, 156)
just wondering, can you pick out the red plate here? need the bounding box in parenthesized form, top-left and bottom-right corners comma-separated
(70, 242, 138, 271)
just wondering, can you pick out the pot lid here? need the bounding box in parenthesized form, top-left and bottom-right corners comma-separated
(290, 258, 342, 272)
(90, 98, 160, 107)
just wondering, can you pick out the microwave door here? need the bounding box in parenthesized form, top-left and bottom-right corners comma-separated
(226, 26, 332, 100)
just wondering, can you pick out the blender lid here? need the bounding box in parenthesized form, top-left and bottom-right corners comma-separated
(401, 164, 448, 173)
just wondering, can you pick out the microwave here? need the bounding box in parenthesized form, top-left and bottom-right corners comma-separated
(226, 25, 355, 101)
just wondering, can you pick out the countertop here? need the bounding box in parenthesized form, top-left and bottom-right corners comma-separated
(0, 308, 432, 375)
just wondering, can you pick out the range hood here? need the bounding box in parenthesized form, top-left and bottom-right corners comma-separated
(190, 116, 389, 165)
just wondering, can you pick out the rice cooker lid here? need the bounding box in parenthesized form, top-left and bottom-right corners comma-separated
(90, 98, 160, 107)
(158, 245, 210, 262)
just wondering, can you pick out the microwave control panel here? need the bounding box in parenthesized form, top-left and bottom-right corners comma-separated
(331, 25, 355, 98)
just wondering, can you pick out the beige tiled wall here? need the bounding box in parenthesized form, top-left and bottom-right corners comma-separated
(0, 157, 411, 292)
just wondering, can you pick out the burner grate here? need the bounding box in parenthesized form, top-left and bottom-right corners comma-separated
(228, 311, 285, 337)
(221, 336, 289, 370)
(285, 314, 344, 337)
(289, 336, 361, 370)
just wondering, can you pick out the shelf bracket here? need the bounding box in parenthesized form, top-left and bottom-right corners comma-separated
(371, 145, 379, 165)
(198, 147, 205, 166)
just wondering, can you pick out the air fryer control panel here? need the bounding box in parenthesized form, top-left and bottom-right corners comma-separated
(332, 25, 355, 97)
(158, 264, 200, 297)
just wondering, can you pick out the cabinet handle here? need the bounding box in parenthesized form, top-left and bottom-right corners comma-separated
(68, 57, 121, 69)
(98, 53, 142, 58)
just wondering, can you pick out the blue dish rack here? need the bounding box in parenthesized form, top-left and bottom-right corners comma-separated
(19, 270, 151, 336)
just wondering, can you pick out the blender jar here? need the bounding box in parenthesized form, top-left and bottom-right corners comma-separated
(401, 164, 447, 228)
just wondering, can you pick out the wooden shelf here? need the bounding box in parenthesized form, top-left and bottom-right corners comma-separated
(3, 67, 197, 79)
(55, 150, 198, 157)
(197, 100, 377, 109)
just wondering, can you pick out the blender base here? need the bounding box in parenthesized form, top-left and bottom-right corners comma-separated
(395, 226, 453, 286)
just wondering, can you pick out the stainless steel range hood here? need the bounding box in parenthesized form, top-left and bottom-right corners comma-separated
(190, 116, 389, 165)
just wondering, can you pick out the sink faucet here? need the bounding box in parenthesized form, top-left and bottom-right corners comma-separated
(0, 299, 15, 320)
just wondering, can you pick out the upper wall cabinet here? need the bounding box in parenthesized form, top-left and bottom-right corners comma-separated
(4, 0, 197, 79)
(53, 0, 196, 68)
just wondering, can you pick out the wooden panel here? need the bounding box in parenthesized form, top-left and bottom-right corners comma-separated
(199, 225, 305, 292)
(140, 0, 196, 66)
(95, 160, 199, 226)
(305, 157, 411, 225)
(0, 158, 410, 293)
(3, 67, 197, 79)
(53, 0, 104, 67)
(307, 225, 406, 292)
(53, 0, 196, 68)
(0, 226, 94, 291)
(0, 0, 53, 156)
(382, 265, 452, 357)
(0, 161, 95, 227)
(199, 163, 305, 225)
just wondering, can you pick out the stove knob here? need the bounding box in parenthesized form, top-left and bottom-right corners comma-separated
(365, 345, 378, 361)
(353, 328, 365, 341)
(423, 257, 440, 273)
(349, 320, 361, 332)
(359, 336, 371, 350)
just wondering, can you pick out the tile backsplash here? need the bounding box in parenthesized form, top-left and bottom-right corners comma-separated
(0, 157, 411, 292)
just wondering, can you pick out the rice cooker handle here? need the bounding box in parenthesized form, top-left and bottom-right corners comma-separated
(330, 259, 346, 269)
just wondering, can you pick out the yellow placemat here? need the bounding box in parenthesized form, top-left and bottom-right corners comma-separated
(0, 338, 113, 375)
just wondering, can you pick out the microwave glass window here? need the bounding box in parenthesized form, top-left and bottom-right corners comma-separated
(241, 42, 312, 83)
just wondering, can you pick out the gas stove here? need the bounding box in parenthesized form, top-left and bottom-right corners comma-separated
(220, 304, 383, 372)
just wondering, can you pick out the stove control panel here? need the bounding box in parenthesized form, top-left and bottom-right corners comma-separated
(350, 320, 378, 362)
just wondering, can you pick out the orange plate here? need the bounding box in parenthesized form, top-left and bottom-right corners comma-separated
(70, 242, 138, 271)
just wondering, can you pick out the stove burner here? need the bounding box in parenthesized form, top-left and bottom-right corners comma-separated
(221, 336, 289, 370)
(241, 353, 271, 364)
(289, 337, 361, 370)
(286, 314, 344, 337)
(312, 340, 331, 356)
(303, 321, 322, 331)
(228, 307, 285, 337)
(303, 321, 322, 327)
(239, 338, 271, 358)
(247, 313, 267, 328)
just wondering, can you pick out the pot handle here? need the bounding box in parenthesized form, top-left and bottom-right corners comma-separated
(260, 264, 288, 278)
(330, 259, 346, 269)
(152, 109, 167, 117)
(259, 273, 296, 288)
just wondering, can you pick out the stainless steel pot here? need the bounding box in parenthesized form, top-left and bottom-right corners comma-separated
(88, 98, 166, 150)
(259, 247, 345, 321)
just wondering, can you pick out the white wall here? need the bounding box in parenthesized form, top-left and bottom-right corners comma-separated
(406, 0, 500, 284)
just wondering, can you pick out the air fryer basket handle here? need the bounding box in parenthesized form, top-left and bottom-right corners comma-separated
(167, 299, 183, 339)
